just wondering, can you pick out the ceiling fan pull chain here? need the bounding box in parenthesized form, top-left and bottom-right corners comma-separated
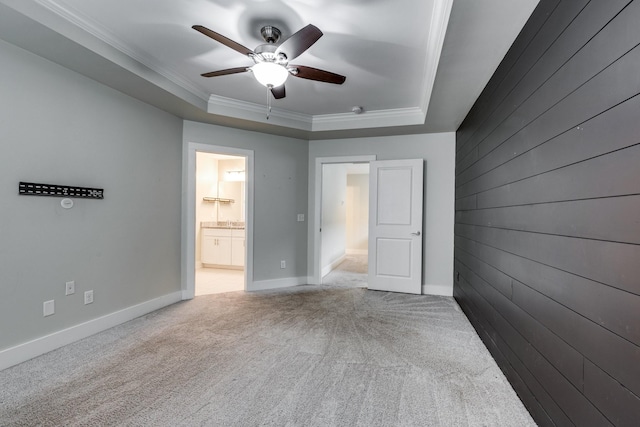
(266, 85, 272, 120)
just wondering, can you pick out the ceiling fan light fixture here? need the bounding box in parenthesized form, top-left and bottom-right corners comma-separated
(251, 62, 289, 88)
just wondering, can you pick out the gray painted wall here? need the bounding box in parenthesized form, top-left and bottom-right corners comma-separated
(346, 173, 369, 253)
(454, 1, 640, 425)
(183, 121, 309, 283)
(309, 133, 455, 295)
(0, 40, 183, 351)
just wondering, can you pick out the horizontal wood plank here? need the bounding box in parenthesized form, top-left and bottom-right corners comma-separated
(475, 0, 640, 161)
(457, 274, 609, 425)
(456, 0, 574, 157)
(455, 247, 512, 299)
(512, 282, 640, 398)
(454, 285, 559, 427)
(456, 94, 640, 198)
(454, 194, 476, 211)
(584, 360, 640, 426)
(456, 256, 584, 389)
(456, 222, 640, 296)
(477, 144, 640, 209)
(459, 37, 640, 186)
(455, 234, 640, 346)
(456, 0, 630, 169)
(456, 195, 640, 245)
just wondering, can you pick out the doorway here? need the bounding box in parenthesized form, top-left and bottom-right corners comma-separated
(321, 163, 370, 287)
(313, 156, 375, 286)
(183, 142, 254, 300)
(195, 152, 247, 295)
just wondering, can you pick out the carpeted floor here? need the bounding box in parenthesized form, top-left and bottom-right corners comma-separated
(0, 286, 535, 426)
(322, 254, 368, 288)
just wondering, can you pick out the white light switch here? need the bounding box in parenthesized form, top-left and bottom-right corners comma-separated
(43, 300, 55, 317)
(297, 214, 304, 222)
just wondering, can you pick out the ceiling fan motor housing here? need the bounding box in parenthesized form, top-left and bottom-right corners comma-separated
(260, 26, 281, 44)
(254, 43, 287, 64)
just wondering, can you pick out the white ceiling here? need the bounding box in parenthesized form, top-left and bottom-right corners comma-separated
(0, 0, 538, 139)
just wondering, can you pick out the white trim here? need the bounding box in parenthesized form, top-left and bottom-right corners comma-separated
(206, 96, 429, 133)
(422, 284, 453, 297)
(310, 155, 376, 285)
(206, 94, 313, 131)
(183, 142, 254, 300)
(248, 277, 308, 292)
(311, 107, 426, 131)
(0, 291, 182, 371)
(321, 254, 346, 278)
(418, 0, 454, 113)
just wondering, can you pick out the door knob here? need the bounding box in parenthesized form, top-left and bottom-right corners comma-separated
(411, 231, 421, 236)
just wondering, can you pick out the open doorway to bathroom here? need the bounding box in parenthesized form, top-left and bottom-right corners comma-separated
(195, 151, 247, 295)
(320, 162, 370, 288)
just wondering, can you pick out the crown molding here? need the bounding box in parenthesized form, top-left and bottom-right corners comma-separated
(207, 95, 427, 132)
(419, 0, 454, 113)
(207, 94, 313, 131)
(311, 107, 426, 131)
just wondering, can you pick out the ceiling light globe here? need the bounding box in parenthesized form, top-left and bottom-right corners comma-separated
(251, 62, 289, 88)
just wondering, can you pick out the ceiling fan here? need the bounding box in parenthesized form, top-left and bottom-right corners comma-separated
(192, 23, 346, 100)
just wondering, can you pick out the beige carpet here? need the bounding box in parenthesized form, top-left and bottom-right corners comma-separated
(322, 254, 368, 288)
(0, 286, 535, 426)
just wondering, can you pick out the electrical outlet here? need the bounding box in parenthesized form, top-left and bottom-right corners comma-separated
(65, 281, 75, 295)
(43, 300, 55, 317)
(297, 214, 304, 222)
(84, 290, 94, 305)
(280, 260, 286, 269)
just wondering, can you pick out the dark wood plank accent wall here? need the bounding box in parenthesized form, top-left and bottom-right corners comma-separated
(454, 1, 640, 425)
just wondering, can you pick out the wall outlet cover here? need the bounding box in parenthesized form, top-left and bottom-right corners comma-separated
(65, 281, 75, 295)
(84, 290, 94, 305)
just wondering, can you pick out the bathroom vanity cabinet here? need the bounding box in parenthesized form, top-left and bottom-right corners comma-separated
(201, 228, 245, 268)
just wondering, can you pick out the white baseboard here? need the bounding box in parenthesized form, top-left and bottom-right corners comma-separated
(0, 291, 182, 371)
(321, 254, 347, 277)
(346, 249, 368, 255)
(248, 276, 308, 292)
(422, 284, 453, 297)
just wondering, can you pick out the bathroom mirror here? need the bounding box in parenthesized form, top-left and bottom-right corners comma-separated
(217, 181, 245, 222)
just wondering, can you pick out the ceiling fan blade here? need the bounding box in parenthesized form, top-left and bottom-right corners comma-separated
(291, 65, 346, 85)
(193, 25, 254, 56)
(275, 24, 323, 60)
(270, 85, 286, 99)
(201, 67, 249, 78)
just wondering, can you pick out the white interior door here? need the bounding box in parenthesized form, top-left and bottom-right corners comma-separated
(368, 159, 424, 294)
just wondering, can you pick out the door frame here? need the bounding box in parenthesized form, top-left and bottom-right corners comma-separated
(310, 155, 376, 285)
(182, 142, 254, 299)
